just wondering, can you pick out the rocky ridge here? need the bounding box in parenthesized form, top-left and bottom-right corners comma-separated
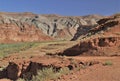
(0, 12, 103, 43)
(61, 14, 120, 56)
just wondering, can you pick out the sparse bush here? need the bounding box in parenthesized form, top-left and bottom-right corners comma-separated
(31, 67, 59, 81)
(0, 67, 4, 71)
(59, 67, 70, 75)
(0, 42, 38, 58)
(0, 65, 7, 71)
(80, 65, 87, 69)
(31, 67, 70, 81)
(103, 61, 113, 66)
(76, 66, 81, 71)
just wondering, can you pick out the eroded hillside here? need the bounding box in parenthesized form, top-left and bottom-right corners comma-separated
(0, 12, 103, 43)
(61, 14, 120, 56)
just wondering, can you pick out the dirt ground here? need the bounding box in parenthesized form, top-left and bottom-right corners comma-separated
(59, 56, 120, 81)
(0, 41, 120, 81)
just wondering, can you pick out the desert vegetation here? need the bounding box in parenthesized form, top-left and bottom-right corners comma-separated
(16, 67, 70, 81)
(103, 61, 113, 66)
(30, 67, 70, 81)
(0, 42, 38, 58)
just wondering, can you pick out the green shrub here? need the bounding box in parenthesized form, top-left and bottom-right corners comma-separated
(0, 42, 37, 58)
(31, 67, 58, 81)
(16, 67, 70, 81)
(31, 67, 70, 81)
(103, 61, 113, 66)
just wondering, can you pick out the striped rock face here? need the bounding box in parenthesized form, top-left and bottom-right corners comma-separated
(0, 12, 103, 43)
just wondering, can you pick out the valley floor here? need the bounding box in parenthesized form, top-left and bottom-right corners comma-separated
(0, 41, 120, 81)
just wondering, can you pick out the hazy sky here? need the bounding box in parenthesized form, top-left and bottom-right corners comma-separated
(0, 0, 120, 16)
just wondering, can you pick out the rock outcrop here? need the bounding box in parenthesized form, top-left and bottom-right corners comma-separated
(61, 37, 120, 56)
(72, 14, 120, 40)
(0, 56, 99, 80)
(60, 14, 120, 56)
(89, 15, 120, 36)
(0, 12, 103, 43)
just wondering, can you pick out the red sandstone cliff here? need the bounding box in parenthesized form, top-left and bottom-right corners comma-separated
(0, 23, 52, 43)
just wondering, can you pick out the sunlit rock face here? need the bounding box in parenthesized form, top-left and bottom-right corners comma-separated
(0, 12, 103, 43)
(61, 14, 120, 56)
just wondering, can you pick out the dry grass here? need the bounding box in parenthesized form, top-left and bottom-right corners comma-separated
(0, 42, 38, 58)
(31, 67, 70, 81)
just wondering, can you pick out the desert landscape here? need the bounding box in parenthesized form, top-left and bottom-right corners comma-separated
(0, 12, 120, 81)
